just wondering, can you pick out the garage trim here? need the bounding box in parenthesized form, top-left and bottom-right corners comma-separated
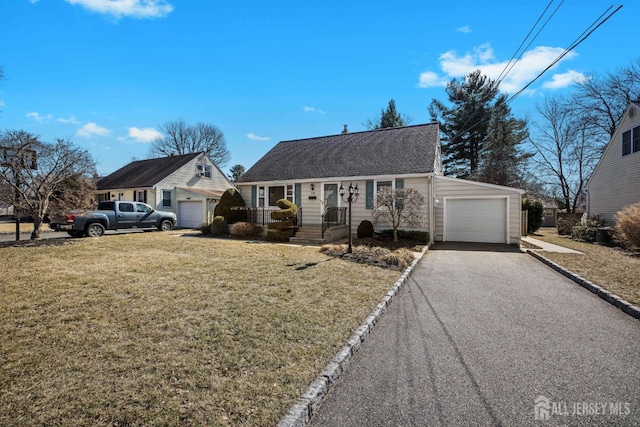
(443, 196, 509, 244)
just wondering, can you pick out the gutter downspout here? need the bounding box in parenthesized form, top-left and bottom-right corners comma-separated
(429, 174, 435, 246)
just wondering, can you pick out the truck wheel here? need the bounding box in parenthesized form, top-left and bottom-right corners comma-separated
(85, 223, 105, 237)
(159, 220, 173, 232)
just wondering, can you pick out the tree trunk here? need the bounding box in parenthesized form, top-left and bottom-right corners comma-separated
(31, 217, 41, 239)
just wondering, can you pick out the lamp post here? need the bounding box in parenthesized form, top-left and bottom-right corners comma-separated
(339, 183, 359, 253)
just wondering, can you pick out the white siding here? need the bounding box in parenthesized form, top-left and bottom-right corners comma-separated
(588, 105, 640, 225)
(434, 176, 522, 244)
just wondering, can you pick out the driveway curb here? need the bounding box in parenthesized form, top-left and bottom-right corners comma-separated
(277, 246, 429, 427)
(526, 249, 640, 320)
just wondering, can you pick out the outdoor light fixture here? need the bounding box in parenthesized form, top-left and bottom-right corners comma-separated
(339, 183, 359, 253)
(310, 183, 315, 191)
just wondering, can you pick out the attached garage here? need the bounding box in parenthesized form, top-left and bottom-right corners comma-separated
(445, 198, 507, 243)
(434, 176, 524, 244)
(178, 201, 203, 229)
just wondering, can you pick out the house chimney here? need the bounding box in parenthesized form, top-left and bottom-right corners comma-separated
(342, 124, 349, 134)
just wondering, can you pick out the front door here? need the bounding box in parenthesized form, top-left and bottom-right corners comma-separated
(324, 183, 339, 223)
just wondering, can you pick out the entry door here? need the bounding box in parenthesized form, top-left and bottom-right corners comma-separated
(324, 183, 339, 223)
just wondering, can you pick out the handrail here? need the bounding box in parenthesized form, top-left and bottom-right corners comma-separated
(229, 206, 302, 228)
(322, 207, 347, 238)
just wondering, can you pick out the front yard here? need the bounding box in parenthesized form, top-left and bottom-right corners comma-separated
(0, 232, 401, 426)
(531, 228, 640, 307)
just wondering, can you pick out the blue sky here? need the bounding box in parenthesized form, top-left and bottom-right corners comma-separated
(0, 0, 636, 176)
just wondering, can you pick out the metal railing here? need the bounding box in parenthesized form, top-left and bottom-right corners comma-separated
(230, 207, 302, 227)
(322, 207, 347, 238)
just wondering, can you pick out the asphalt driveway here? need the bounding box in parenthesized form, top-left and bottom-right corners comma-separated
(309, 243, 640, 426)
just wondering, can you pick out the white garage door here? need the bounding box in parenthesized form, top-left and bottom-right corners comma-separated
(178, 201, 203, 229)
(445, 198, 507, 243)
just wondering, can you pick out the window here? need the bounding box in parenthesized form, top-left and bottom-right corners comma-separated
(162, 190, 172, 207)
(136, 203, 152, 213)
(258, 186, 265, 207)
(623, 130, 632, 156)
(286, 184, 294, 202)
(634, 126, 640, 153)
(134, 190, 146, 203)
(196, 164, 212, 178)
(119, 203, 134, 212)
(269, 186, 285, 206)
(377, 181, 392, 192)
(97, 192, 110, 202)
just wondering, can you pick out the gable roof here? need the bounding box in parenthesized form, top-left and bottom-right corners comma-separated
(239, 123, 440, 183)
(97, 152, 201, 190)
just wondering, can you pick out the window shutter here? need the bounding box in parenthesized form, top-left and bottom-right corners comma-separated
(133, 192, 137, 201)
(251, 186, 257, 208)
(144, 190, 147, 203)
(295, 183, 301, 207)
(366, 180, 374, 209)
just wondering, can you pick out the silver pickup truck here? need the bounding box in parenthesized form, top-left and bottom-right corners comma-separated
(50, 200, 177, 237)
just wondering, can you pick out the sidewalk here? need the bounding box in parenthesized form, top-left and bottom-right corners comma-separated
(520, 236, 583, 254)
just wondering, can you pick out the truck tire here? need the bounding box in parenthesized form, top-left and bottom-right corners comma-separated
(159, 219, 173, 232)
(85, 222, 105, 237)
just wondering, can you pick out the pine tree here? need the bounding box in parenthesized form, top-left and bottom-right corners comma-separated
(365, 99, 412, 129)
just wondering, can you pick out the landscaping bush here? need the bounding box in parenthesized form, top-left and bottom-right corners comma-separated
(265, 229, 294, 242)
(556, 213, 582, 235)
(210, 216, 227, 236)
(319, 244, 415, 270)
(357, 220, 374, 238)
(214, 188, 245, 222)
(378, 229, 429, 243)
(571, 218, 601, 243)
(230, 222, 263, 239)
(522, 197, 544, 234)
(615, 202, 640, 249)
(270, 199, 297, 221)
(199, 223, 211, 234)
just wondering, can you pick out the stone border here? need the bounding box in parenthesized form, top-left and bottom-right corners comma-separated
(526, 250, 640, 320)
(277, 246, 429, 427)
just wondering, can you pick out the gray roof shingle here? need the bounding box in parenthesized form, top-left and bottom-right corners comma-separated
(239, 123, 440, 182)
(97, 152, 200, 190)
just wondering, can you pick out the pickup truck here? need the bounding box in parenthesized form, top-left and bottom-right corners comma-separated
(50, 200, 177, 237)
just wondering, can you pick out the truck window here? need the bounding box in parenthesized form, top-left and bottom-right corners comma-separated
(136, 203, 152, 213)
(97, 201, 115, 211)
(119, 203, 134, 212)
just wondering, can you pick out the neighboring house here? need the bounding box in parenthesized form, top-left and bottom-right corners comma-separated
(237, 123, 524, 244)
(587, 101, 640, 225)
(97, 152, 234, 228)
(541, 198, 560, 227)
(0, 202, 13, 217)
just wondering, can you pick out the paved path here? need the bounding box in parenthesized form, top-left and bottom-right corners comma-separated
(309, 242, 640, 426)
(521, 236, 583, 254)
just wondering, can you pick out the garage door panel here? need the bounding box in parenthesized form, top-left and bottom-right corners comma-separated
(179, 201, 203, 229)
(445, 198, 506, 243)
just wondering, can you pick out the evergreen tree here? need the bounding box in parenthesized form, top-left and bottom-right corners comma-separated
(429, 70, 499, 177)
(365, 99, 412, 129)
(478, 95, 530, 186)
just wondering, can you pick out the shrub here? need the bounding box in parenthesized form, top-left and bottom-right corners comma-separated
(270, 199, 298, 221)
(199, 223, 211, 234)
(522, 197, 544, 234)
(230, 222, 263, 239)
(378, 229, 429, 243)
(210, 216, 227, 236)
(214, 188, 245, 222)
(265, 229, 293, 242)
(571, 218, 600, 243)
(615, 202, 640, 249)
(556, 212, 582, 235)
(357, 220, 374, 238)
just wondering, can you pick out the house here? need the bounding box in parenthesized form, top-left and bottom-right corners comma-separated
(236, 123, 524, 244)
(587, 101, 640, 225)
(541, 198, 560, 227)
(97, 152, 234, 228)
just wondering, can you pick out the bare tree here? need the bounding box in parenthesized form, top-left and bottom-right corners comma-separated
(529, 97, 602, 213)
(372, 187, 426, 241)
(573, 58, 640, 140)
(148, 119, 230, 166)
(0, 130, 96, 238)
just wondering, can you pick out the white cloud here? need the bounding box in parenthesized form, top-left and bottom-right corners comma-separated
(418, 44, 577, 94)
(56, 116, 82, 124)
(303, 106, 325, 114)
(26, 112, 52, 122)
(64, 0, 173, 19)
(542, 69, 587, 89)
(128, 126, 162, 142)
(77, 122, 110, 137)
(457, 25, 472, 33)
(247, 132, 271, 141)
(417, 71, 448, 88)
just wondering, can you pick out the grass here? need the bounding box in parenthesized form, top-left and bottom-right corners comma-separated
(0, 232, 401, 426)
(531, 227, 640, 307)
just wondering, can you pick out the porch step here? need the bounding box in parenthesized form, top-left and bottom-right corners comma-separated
(289, 225, 350, 245)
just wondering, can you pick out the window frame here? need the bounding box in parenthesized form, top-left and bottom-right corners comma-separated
(196, 164, 212, 178)
(162, 190, 172, 207)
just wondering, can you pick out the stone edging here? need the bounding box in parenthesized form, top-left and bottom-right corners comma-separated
(277, 246, 429, 427)
(526, 249, 640, 321)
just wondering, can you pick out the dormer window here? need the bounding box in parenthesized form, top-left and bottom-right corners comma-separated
(196, 164, 212, 178)
(622, 126, 640, 157)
